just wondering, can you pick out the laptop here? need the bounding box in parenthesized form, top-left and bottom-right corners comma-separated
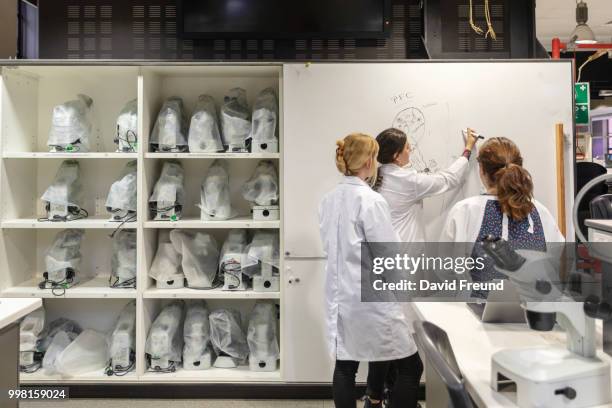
(466, 280, 526, 324)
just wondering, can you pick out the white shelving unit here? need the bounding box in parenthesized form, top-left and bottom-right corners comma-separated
(0, 63, 283, 384)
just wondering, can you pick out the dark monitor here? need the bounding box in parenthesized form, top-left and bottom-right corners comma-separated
(179, 0, 392, 39)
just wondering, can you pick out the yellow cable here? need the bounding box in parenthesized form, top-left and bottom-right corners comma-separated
(469, 0, 484, 35)
(484, 0, 497, 40)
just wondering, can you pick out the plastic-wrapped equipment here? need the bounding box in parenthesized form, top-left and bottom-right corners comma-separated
(115, 99, 138, 152)
(108, 301, 136, 374)
(241, 160, 279, 206)
(37, 318, 82, 353)
(41, 160, 86, 221)
(188, 95, 223, 152)
(209, 309, 249, 367)
(42, 331, 75, 374)
(106, 160, 137, 221)
(248, 88, 278, 153)
(170, 230, 219, 289)
(221, 88, 250, 152)
(183, 300, 213, 370)
(55, 329, 110, 376)
(19, 308, 46, 372)
(150, 97, 188, 152)
(110, 230, 137, 288)
(149, 230, 184, 289)
(198, 160, 235, 220)
(149, 161, 185, 221)
(48, 94, 93, 152)
(146, 300, 185, 371)
(219, 229, 248, 291)
(247, 302, 279, 371)
(43, 229, 85, 285)
(242, 230, 280, 277)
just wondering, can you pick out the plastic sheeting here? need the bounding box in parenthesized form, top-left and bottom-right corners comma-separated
(241, 160, 279, 206)
(150, 97, 188, 151)
(44, 229, 85, 282)
(116, 99, 138, 151)
(149, 161, 185, 208)
(42, 331, 74, 374)
(55, 329, 110, 376)
(145, 301, 185, 364)
(170, 230, 219, 289)
(106, 160, 137, 215)
(242, 230, 280, 278)
(247, 302, 279, 361)
(41, 160, 83, 209)
(183, 300, 211, 367)
(20, 308, 46, 352)
(248, 88, 278, 149)
(149, 231, 183, 283)
(109, 301, 136, 363)
(209, 309, 249, 362)
(38, 318, 82, 353)
(220, 88, 250, 151)
(111, 230, 137, 284)
(48, 94, 93, 152)
(198, 160, 235, 220)
(188, 95, 223, 152)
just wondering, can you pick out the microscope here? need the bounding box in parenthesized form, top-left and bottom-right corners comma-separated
(241, 160, 280, 221)
(107, 302, 136, 376)
(482, 237, 611, 408)
(19, 308, 46, 373)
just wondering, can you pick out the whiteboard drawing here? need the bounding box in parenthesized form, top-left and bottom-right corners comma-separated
(391, 106, 439, 173)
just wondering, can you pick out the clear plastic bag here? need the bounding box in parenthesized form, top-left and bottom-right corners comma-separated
(48, 94, 93, 152)
(106, 160, 137, 216)
(247, 302, 279, 361)
(188, 95, 223, 152)
(150, 97, 188, 152)
(41, 160, 83, 209)
(242, 230, 280, 278)
(248, 88, 278, 149)
(116, 99, 138, 151)
(149, 231, 183, 283)
(149, 161, 185, 208)
(37, 318, 82, 353)
(209, 309, 249, 362)
(220, 88, 250, 151)
(170, 230, 219, 289)
(44, 229, 85, 282)
(109, 301, 136, 368)
(241, 160, 279, 206)
(145, 300, 185, 365)
(20, 308, 46, 352)
(55, 329, 110, 376)
(183, 300, 212, 368)
(219, 229, 248, 283)
(198, 160, 235, 220)
(111, 230, 137, 285)
(42, 331, 74, 374)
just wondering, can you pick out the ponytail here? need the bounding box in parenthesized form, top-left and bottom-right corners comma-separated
(495, 163, 534, 221)
(478, 137, 534, 221)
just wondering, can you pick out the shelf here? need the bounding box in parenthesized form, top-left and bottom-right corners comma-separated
(3, 152, 138, 159)
(144, 216, 280, 229)
(143, 287, 280, 299)
(140, 366, 281, 383)
(145, 152, 280, 160)
(1, 277, 137, 299)
(20, 370, 138, 384)
(1, 216, 138, 229)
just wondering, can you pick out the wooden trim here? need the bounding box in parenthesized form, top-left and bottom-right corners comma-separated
(556, 123, 567, 237)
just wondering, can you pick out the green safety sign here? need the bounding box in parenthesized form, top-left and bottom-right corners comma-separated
(575, 82, 590, 125)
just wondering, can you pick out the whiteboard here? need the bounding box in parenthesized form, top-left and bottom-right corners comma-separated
(283, 62, 574, 257)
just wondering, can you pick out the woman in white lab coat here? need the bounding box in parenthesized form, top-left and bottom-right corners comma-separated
(374, 127, 479, 242)
(441, 137, 565, 298)
(319, 133, 417, 408)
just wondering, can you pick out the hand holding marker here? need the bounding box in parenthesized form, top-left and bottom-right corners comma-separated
(462, 128, 484, 159)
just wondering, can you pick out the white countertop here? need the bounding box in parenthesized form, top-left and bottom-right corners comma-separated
(0, 298, 42, 330)
(413, 302, 612, 408)
(586, 219, 612, 233)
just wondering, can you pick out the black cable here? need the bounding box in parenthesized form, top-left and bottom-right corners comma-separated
(147, 360, 177, 374)
(105, 358, 135, 377)
(109, 212, 137, 238)
(108, 275, 136, 289)
(39, 275, 74, 297)
(38, 207, 89, 223)
(221, 260, 242, 290)
(115, 129, 138, 153)
(19, 351, 41, 374)
(48, 144, 81, 153)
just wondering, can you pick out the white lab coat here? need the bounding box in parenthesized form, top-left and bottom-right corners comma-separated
(440, 195, 565, 243)
(378, 157, 469, 242)
(319, 176, 417, 361)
